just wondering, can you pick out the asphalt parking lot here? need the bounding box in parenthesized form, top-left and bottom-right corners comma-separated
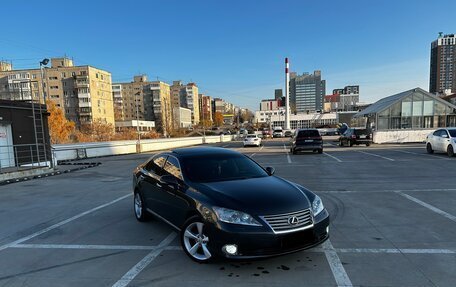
(0, 138, 455, 287)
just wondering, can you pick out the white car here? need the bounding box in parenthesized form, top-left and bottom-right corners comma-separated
(426, 128, 456, 157)
(244, 134, 262, 147)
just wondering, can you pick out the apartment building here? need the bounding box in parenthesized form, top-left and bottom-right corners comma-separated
(430, 33, 456, 95)
(169, 81, 200, 125)
(112, 75, 149, 122)
(198, 94, 212, 123)
(144, 81, 172, 135)
(0, 57, 114, 127)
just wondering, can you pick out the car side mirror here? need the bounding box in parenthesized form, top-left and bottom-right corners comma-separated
(160, 175, 179, 188)
(265, 167, 275, 176)
(442, 134, 448, 138)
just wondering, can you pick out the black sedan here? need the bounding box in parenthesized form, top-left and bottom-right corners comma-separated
(132, 147, 329, 263)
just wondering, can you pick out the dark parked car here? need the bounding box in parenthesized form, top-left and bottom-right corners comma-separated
(339, 128, 372, 147)
(290, 129, 323, 154)
(132, 147, 329, 263)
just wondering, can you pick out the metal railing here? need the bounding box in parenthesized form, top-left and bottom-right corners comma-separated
(0, 143, 51, 173)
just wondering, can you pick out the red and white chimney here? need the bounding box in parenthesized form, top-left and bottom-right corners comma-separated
(285, 58, 290, 130)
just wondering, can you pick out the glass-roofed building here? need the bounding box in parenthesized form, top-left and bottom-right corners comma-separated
(354, 88, 456, 131)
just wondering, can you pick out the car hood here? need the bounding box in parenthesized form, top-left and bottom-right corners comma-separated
(195, 176, 312, 215)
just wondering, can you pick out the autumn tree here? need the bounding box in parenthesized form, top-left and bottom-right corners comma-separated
(46, 100, 75, 144)
(214, 112, 224, 127)
(74, 119, 114, 142)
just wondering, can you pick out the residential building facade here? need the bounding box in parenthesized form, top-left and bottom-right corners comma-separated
(430, 33, 456, 95)
(169, 81, 200, 125)
(198, 94, 212, 123)
(173, 107, 192, 128)
(0, 57, 114, 127)
(144, 81, 172, 135)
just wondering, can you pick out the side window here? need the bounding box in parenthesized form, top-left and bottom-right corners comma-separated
(145, 155, 167, 175)
(441, 130, 449, 138)
(433, 130, 441, 136)
(163, 156, 183, 180)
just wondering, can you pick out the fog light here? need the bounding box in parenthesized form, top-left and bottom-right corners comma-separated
(222, 244, 238, 255)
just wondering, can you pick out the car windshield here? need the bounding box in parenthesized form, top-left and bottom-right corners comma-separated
(449, 130, 456, 137)
(181, 154, 268, 183)
(298, 130, 319, 137)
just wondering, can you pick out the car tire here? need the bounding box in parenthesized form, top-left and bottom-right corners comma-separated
(339, 140, 344, 147)
(292, 148, 297, 155)
(134, 191, 151, 222)
(318, 149, 323, 154)
(181, 216, 213, 263)
(426, 143, 434, 154)
(447, 145, 455, 157)
(366, 142, 371, 147)
(349, 140, 354, 147)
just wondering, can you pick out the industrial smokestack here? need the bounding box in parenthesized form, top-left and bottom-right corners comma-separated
(285, 58, 290, 130)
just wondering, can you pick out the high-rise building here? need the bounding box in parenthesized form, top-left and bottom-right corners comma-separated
(144, 81, 172, 135)
(112, 75, 149, 122)
(328, 85, 360, 111)
(170, 81, 200, 125)
(289, 70, 326, 113)
(430, 33, 456, 95)
(198, 94, 212, 123)
(0, 57, 114, 127)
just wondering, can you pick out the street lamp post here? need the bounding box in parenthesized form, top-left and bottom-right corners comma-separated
(39, 59, 50, 167)
(135, 92, 141, 153)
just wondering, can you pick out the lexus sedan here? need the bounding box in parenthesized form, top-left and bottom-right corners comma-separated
(426, 128, 456, 157)
(132, 147, 329, 263)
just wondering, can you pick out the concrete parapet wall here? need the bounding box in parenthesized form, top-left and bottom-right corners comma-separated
(52, 135, 234, 161)
(373, 129, 433, 144)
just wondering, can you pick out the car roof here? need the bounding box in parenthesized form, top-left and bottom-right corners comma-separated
(171, 146, 241, 157)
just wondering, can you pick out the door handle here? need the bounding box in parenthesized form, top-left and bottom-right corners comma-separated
(156, 183, 162, 188)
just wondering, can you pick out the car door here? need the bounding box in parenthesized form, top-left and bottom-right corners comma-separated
(141, 155, 167, 215)
(440, 130, 451, 152)
(160, 155, 191, 228)
(429, 130, 441, 151)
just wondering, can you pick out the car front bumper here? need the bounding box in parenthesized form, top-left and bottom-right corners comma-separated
(205, 209, 329, 259)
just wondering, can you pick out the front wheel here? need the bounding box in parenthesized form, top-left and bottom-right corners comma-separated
(318, 149, 323, 154)
(134, 192, 150, 222)
(181, 217, 213, 263)
(349, 140, 354, 147)
(447, 145, 455, 157)
(366, 142, 371, 147)
(426, 143, 434, 154)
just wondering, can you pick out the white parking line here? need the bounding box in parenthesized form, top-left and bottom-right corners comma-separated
(394, 150, 451, 160)
(335, 248, 456, 254)
(396, 191, 456, 223)
(0, 194, 132, 252)
(283, 144, 292, 163)
(323, 152, 343, 162)
(250, 153, 256, 157)
(112, 232, 176, 287)
(322, 240, 353, 287)
(357, 150, 395, 161)
(317, 188, 456, 194)
(259, 145, 264, 152)
(13, 243, 157, 250)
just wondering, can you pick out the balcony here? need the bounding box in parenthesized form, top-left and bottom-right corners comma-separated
(78, 93, 91, 99)
(78, 101, 92, 108)
(75, 81, 89, 88)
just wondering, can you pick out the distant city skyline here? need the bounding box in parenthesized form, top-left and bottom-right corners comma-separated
(1, 0, 455, 111)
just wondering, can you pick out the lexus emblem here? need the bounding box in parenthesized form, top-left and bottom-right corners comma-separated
(288, 216, 299, 225)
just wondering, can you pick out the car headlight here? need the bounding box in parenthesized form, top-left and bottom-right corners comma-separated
(312, 195, 324, 216)
(212, 207, 261, 226)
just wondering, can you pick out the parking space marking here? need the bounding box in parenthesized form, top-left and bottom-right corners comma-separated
(283, 144, 292, 163)
(13, 243, 157, 251)
(323, 152, 343, 162)
(0, 194, 132, 252)
(357, 150, 395, 161)
(112, 232, 177, 287)
(394, 149, 452, 160)
(317, 188, 456, 194)
(335, 248, 456, 254)
(322, 240, 353, 287)
(396, 191, 456, 223)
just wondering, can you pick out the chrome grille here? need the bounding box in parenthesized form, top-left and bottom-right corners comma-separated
(261, 209, 313, 234)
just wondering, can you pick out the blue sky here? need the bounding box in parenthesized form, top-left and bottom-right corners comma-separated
(1, 0, 455, 111)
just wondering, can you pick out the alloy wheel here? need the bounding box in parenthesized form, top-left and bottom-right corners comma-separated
(134, 193, 142, 219)
(183, 221, 212, 261)
(448, 145, 454, 157)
